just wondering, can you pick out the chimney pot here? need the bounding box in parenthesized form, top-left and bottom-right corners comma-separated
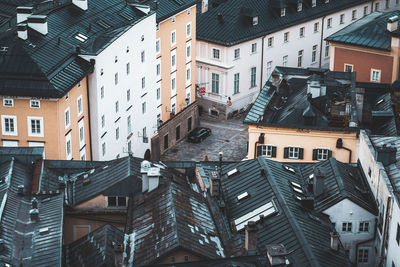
(387, 15, 399, 32)
(245, 221, 258, 254)
(141, 160, 151, 192)
(266, 244, 288, 266)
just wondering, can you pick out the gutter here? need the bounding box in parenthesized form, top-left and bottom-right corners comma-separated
(319, 15, 326, 69)
(260, 35, 267, 90)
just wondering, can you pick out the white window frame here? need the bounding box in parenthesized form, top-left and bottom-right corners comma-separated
(65, 107, 70, 129)
(234, 73, 240, 94)
(283, 32, 289, 43)
(312, 45, 317, 63)
(283, 55, 288, 67)
(212, 48, 220, 60)
(186, 40, 191, 63)
(340, 14, 345, 24)
(28, 116, 44, 137)
(156, 38, 160, 54)
(314, 22, 319, 33)
(30, 99, 40, 108)
(78, 120, 85, 148)
(186, 22, 191, 37)
(268, 37, 274, 47)
(186, 64, 191, 86)
(250, 67, 256, 88)
(234, 48, 240, 59)
(371, 69, 381, 82)
(1, 115, 17, 136)
(3, 99, 13, 107)
(288, 147, 300, 159)
(251, 43, 257, 53)
(266, 61, 273, 78)
(327, 18, 332, 28)
(66, 132, 72, 160)
(77, 95, 83, 116)
(299, 27, 305, 38)
(316, 148, 329, 161)
(212, 73, 220, 94)
(171, 72, 176, 92)
(259, 144, 274, 158)
(171, 30, 176, 46)
(352, 10, 357, 20)
(171, 49, 176, 72)
(344, 64, 353, 72)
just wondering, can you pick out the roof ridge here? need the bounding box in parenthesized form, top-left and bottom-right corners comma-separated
(329, 158, 346, 194)
(258, 157, 320, 267)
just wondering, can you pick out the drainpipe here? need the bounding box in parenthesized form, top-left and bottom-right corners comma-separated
(336, 138, 352, 163)
(355, 218, 378, 265)
(253, 141, 259, 159)
(260, 35, 267, 90)
(379, 196, 393, 266)
(85, 73, 93, 161)
(319, 15, 326, 69)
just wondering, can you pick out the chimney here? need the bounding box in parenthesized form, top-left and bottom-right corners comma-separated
(387, 15, 398, 32)
(209, 171, 220, 197)
(16, 6, 33, 23)
(72, 0, 88, 11)
(245, 221, 258, 255)
(330, 230, 340, 251)
(17, 23, 28, 40)
(30, 208, 39, 222)
(313, 167, 325, 197)
(217, 13, 223, 23)
(27, 15, 48, 35)
(31, 197, 38, 209)
(147, 167, 160, 192)
(266, 244, 288, 266)
(376, 144, 397, 166)
(140, 160, 151, 192)
(300, 196, 314, 210)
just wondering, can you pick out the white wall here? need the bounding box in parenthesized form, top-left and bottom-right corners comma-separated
(324, 199, 376, 264)
(82, 13, 157, 160)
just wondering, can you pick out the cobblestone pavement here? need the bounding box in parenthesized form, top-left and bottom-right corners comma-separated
(161, 115, 248, 161)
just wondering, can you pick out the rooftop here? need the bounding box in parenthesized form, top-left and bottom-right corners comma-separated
(139, 0, 197, 22)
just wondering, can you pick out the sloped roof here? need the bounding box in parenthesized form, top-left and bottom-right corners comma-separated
(139, 0, 197, 22)
(197, 0, 370, 46)
(65, 224, 124, 267)
(326, 11, 400, 51)
(127, 179, 225, 266)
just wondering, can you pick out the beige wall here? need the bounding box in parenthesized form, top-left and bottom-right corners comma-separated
(158, 5, 196, 122)
(0, 77, 91, 160)
(156, 250, 203, 265)
(248, 125, 358, 163)
(74, 194, 106, 209)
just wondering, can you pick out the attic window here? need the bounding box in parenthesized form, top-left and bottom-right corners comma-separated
(312, 0, 316, 7)
(74, 33, 88, 42)
(291, 181, 301, 188)
(292, 187, 303, 194)
(233, 200, 277, 231)
(309, 173, 314, 179)
(252, 16, 258, 25)
(227, 168, 238, 177)
(97, 20, 111, 29)
(297, 3, 302, 12)
(237, 192, 249, 201)
(376, 98, 384, 105)
(280, 8, 286, 17)
(283, 165, 296, 174)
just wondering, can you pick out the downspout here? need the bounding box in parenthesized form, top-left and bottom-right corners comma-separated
(379, 196, 393, 266)
(86, 60, 95, 160)
(336, 138, 352, 163)
(355, 218, 378, 264)
(253, 141, 259, 159)
(260, 35, 266, 90)
(319, 15, 326, 69)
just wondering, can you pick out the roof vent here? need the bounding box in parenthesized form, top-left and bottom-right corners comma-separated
(30, 208, 39, 222)
(17, 23, 28, 40)
(18, 185, 25, 195)
(31, 197, 38, 209)
(376, 144, 397, 166)
(266, 244, 289, 266)
(72, 0, 88, 11)
(387, 15, 399, 32)
(39, 227, 49, 234)
(16, 6, 33, 23)
(27, 15, 48, 35)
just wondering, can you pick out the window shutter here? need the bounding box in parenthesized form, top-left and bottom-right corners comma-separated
(299, 148, 304, 159)
(256, 145, 262, 157)
(284, 147, 289, 158)
(328, 149, 332, 158)
(272, 146, 277, 158)
(312, 149, 318, 160)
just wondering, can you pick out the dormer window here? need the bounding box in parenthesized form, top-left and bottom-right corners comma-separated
(252, 16, 258, 25)
(297, 3, 302, 12)
(280, 8, 286, 17)
(312, 0, 316, 7)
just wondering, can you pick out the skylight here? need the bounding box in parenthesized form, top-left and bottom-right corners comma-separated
(292, 187, 303, 194)
(237, 192, 249, 201)
(291, 181, 301, 188)
(97, 20, 111, 29)
(227, 168, 238, 177)
(283, 165, 296, 174)
(234, 201, 277, 231)
(376, 98, 384, 105)
(309, 173, 314, 179)
(74, 33, 88, 42)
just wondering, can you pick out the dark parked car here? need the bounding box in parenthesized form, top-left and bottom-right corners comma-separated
(187, 127, 212, 143)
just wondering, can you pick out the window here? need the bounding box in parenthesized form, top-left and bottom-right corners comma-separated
(297, 2, 302, 12)
(114, 73, 118, 85)
(28, 117, 43, 137)
(250, 67, 256, 87)
(345, 64, 353, 72)
(284, 32, 289, 43)
(127, 89, 131, 102)
(142, 102, 146, 114)
(311, 45, 317, 63)
(65, 93, 69, 100)
(102, 142, 106, 156)
(358, 249, 369, 263)
(257, 145, 276, 158)
(127, 115, 131, 134)
(352, 10, 357, 20)
(359, 222, 369, 232)
(251, 43, 257, 53)
(171, 103, 176, 114)
(164, 134, 169, 150)
(266, 61, 272, 78)
(126, 46, 129, 53)
(325, 41, 330, 57)
(371, 69, 381, 82)
(157, 114, 161, 127)
(1, 115, 17, 135)
(141, 51, 145, 63)
(66, 133, 72, 160)
(142, 77, 145, 89)
(297, 50, 303, 67)
(187, 8, 191, 15)
(79, 120, 84, 147)
(156, 63, 161, 76)
(186, 66, 191, 83)
(127, 140, 132, 153)
(234, 48, 240, 59)
(106, 196, 127, 207)
(212, 48, 220, 59)
(282, 55, 288, 67)
(314, 22, 319, 33)
(101, 115, 105, 128)
(312, 0, 316, 7)
(313, 148, 330, 161)
(156, 39, 160, 53)
(340, 14, 344, 24)
(171, 77, 176, 91)
(186, 41, 191, 60)
(171, 30, 176, 45)
(268, 37, 274, 47)
(176, 125, 180, 141)
(156, 88, 161, 100)
(375, 2, 379, 11)
(252, 16, 258, 25)
(212, 73, 220, 94)
(280, 8, 285, 17)
(65, 108, 70, 129)
(342, 222, 352, 232)
(288, 147, 300, 159)
(101, 86, 104, 99)
(30, 100, 40, 108)
(126, 63, 130, 75)
(171, 52, 176, 70)
(3, 99, 13, 107)
(299, 27, 305, 38)
(77, 96, 83, 116)
(327, 18, 332, 28)
(100, 68, 104, 76)
(188, 117, 192, 132)
(396, 223, 400, 245)
(143, 127, 147, 138)
(115, 101, 119, 113)
(386, 0, 390, 9)
(364, 6, 368, 16)
(234, 73, 240, 94)
(186, 23, 191, 37)
(171, 16, 175, 22)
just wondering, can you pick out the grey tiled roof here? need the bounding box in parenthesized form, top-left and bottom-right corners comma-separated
(326, 11, 400, 51)
(197, 0, 370, 46)
(140, 0, 197, 22)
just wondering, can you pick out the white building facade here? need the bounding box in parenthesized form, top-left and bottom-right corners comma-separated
(82, 13, 158, 160)
(196, 0, 400, 117)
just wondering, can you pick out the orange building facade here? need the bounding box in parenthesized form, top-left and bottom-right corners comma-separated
(0, 77, 91, 160)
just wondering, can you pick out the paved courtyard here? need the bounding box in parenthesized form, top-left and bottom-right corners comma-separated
(161, 115, 248, 161)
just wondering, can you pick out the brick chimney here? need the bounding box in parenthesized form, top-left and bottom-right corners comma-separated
(376, 144, 397, 166)
(387, 15, 398, 32)
(16, 6, 33, 23)
(27, 15, 48, 35)
(245, 221, 258, 255)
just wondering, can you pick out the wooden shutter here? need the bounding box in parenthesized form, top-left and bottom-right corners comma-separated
(271, 146, 277, 158)
(299, 148, 304, 159)
(312, 149, 318, 160)
(283, 147, 289, 158)
(256, 145, 262, 157)
(328, 149, 332, 158)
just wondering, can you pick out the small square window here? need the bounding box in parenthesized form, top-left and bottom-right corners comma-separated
(212, 48, 220, 59)
(1, 115, 17, 136)
(171, 16, 176, 22)
(289, 147, 300, 159)
(359, 222, 369, 232)
(345, 64, 353, 72)
(30, 100, 40, 108)
(3, 99, 13, 107)
(187, 9, 191, 15)
(314, 22, 319, 33)
(251, 43, 257, 53)
(268, 37, 274, 47)
(28, 117, 44, 137)
(234, 48, 240, 59)
(327, 18, 332, 28)
(371, 69, 381, 82)
(253, 16, 258, 25)
(340, 14, 345, 24)
(358, 249, 369, 263)
(342, 222, 352, 232)
(352, 10, 357, 20)
(299, 27, 305, 38)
